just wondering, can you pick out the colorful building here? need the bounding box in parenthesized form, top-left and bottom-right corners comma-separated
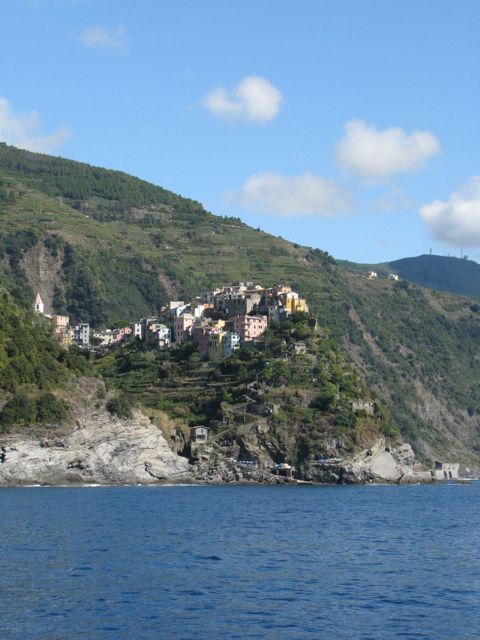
(173, 313, 195, 343)
(233, 315, 268, 343)
(223, 332, 241, 357)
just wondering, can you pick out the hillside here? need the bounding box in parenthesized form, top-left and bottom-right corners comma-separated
(0, 290, 92, 430)
(0, 143, 338, 326)
(98, 313, 398, 474)
(340, 254, 480, 299)
(1, 143, 480, 469)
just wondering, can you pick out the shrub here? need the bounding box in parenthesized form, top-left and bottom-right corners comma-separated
(106, 392, 134, 418)
(310, 384, 337, 411)
(36, 393, 69, 424)
(0, 391, 36, 428)
(0, 391, 70, 429)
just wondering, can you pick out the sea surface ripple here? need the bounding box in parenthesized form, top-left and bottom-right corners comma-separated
(0, 483, 479, 639)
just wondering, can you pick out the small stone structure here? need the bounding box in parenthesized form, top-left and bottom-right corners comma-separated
(273, 463, 294, 478)
(293, 342, 307, 355)
(352, 400, 375, 416)
(189, 426, 209, 444)
(431, 461, 459, 480)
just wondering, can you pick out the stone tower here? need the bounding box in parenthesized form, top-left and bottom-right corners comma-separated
(33, 292, 44, 314)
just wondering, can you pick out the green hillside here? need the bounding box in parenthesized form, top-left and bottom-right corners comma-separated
(0, 291, 91, 430)
(390, 255, 480, 299)
(0, 143, 336, 326)
(1, 143, 480, 467)
(99, 313, 395, 467)
(340, 254, 480, 299)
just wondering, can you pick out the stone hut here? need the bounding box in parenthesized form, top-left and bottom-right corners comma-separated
(432, 461, 459, 480)
(189, 426, 209, 444)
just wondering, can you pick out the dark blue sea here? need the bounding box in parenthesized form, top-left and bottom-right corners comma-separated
(0, 483, 479, 640)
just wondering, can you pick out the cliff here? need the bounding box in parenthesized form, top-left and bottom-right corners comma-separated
(0, 379, 191, 486)
(0, 377, 426, 486)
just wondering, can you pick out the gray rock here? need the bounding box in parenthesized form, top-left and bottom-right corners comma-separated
(307, 438, 426, 484)
(0, 408, 192, 486)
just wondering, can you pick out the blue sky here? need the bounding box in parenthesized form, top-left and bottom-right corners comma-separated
(1, 0, 480, 263)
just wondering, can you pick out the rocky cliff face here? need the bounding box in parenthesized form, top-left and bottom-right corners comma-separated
(0, 379, 192, 486)
(0, 414, 192, 486)
(0, 378, 428, 486)
(302, 439, 426, 484)
(192, 421, 427, 485)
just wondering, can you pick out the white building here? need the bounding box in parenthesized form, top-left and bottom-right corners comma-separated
(130, 322, 143, 340)
(146, 324, 171, 348)
(352, 400, 375, 416)
(73, 323, 90, 348)
(223, 332, 241, 358)
(33, 292, 44, 314)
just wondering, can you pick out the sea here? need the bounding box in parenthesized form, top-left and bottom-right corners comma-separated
(0, 483, 479, 640)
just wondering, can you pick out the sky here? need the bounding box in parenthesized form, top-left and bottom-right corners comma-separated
(1, 0, 480, 264)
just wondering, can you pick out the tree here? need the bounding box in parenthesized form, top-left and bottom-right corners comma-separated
(36, 393, 69, 424)
(310, 384, 337, 411)
(0, 391, 36, 428)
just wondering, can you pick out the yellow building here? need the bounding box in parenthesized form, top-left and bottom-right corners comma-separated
(283, 292, 309, 314)
(51, 314, 72, 346)
(208, 330, 227, 361)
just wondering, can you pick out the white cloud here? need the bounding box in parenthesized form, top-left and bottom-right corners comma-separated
(79, 24, 128, 50)
(229, 172, 353, 217)
(0, 97, 70, 153)
(420, 177, 480, 247)
(335, 119, 441, 181)
(203, 76, 282, 123)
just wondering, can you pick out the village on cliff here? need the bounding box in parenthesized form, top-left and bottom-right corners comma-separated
(33, 281, 308, 360)
(31, 279, 460, 482)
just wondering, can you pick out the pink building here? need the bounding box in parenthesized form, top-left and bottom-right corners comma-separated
(193, 326, 212, 356)
(233, 315, 268, 343)
(113, 326, 131, 343)
(173, 313, 195, 343)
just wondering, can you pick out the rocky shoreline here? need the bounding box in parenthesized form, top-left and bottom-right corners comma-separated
(0, 414, 435, 487)
(0, 378, 441, 487)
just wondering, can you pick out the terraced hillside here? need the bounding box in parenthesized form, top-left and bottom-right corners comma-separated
(98, 315, 392, 470)
(1, 143, 480, 467)
(0, 143, 337, 326)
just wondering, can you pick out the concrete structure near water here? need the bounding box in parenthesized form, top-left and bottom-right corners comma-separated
(431, 461, 459, 480)
(273, 463, 294, 479)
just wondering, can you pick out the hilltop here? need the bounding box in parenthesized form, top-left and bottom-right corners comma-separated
(0, 143, 336, 327)
(1, 143, 480, 470)
(340, 254, 480, 299)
